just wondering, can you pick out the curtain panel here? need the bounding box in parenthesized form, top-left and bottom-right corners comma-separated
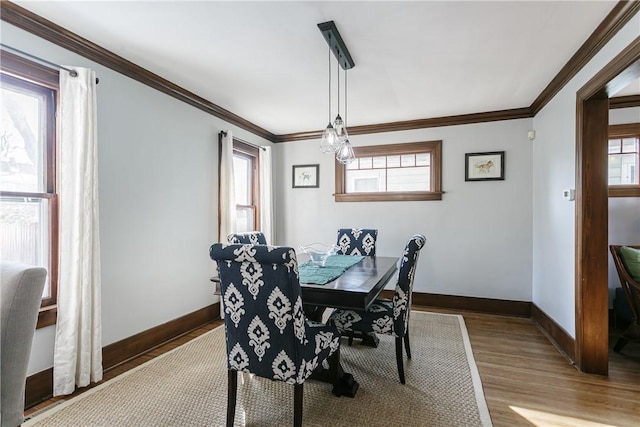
(53, 67, 103, 396)
(259, 146, 274, 244)
(219, 130, 236, 242)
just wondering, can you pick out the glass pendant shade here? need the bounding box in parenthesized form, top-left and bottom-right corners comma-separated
(336, 138, 355, 164)
(333, 114, 348, 142)
(320, 123, 339, 153)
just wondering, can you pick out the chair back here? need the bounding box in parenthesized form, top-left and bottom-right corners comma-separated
(209, 243, 308, 383)
(610, 245, 640, 322)
(1, 262, 47, 427)
(392, 234, 426, 337)
(227, 231, 267, 245)
(336, 228, 378, 256)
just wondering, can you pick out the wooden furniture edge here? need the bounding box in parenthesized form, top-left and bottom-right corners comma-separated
(531, 303, 576, 364)
(25, 302, 220, 408)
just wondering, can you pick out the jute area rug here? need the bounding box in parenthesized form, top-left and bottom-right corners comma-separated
(25, 311, 492, 427)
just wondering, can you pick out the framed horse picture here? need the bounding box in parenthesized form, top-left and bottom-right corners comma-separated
(465, 151, 505, 181)
(292, 164, 320, 188)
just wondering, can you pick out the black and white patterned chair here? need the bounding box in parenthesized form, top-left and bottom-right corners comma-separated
(209, 243, 341, 427)
(227, 231, 268, 245)
(328, 234, 426, 384)
(336, 228, 378, 256)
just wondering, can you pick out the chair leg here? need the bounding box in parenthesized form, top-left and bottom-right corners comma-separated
(227, 370, 237, 427)
(404, 330, 412, 359)
(348, 330, 354, 346)
(329, 346, 341, 397)
(614, 321, 640, 353)
(294, 383, 304, 427)
(395, 337, 405, 384)
(614, 337, 629, 353)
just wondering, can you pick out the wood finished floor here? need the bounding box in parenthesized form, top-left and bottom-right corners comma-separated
(26, 308, 640, 426)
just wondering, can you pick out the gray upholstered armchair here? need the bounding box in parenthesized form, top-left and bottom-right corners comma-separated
(1, 262, 47, 427)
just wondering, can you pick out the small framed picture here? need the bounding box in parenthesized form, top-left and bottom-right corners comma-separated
(465, 151, 505, 181)
(292, 164, 319, 188)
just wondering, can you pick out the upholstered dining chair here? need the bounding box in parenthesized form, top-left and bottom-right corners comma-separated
(1, 261, 47, 427)
(209, 243, 341, 427)
(227, 231, 267, 245)
(328, 234, 426, 384)
(610, 245, 640, 352)
(336, 228, 378, 256)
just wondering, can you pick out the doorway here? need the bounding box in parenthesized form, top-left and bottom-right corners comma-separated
(576, 38, 640, 375)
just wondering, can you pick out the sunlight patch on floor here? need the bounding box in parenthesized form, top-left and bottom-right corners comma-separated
(510, 406, 616, 427)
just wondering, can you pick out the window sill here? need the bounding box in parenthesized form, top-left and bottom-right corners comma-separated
(335, 191, 443, 202)
(609, 186, 640, 197)
(36, 305, 57, 329)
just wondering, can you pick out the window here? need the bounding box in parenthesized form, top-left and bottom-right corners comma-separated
(233, 140, 260, 231)
(335, 140, 442, 202)
(608, 124, 640, 197)
(1, 51, 59, 327)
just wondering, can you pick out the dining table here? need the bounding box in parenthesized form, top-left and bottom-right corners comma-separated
(298, 255, 399, 397)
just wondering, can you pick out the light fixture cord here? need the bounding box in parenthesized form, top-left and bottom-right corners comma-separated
(344, 68, 348, 127)
(328, 46, 332, 123)
(336, 57, 340, 116)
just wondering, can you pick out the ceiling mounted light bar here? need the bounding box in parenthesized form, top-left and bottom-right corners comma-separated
(318, 21, 355, 70)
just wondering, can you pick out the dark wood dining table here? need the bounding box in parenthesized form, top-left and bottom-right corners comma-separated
(300, 256, 399, 311)
(300, 255, 399, 398)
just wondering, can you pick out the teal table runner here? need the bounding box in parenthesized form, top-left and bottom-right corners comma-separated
(299, 255, 365, 285)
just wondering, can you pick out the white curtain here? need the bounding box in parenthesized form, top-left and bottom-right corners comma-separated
(259, 146, 274, 244)
(53, 67, 103, 396)
(219, 130, 236, 242)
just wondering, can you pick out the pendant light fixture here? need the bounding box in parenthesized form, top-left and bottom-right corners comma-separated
(336, 67, 355, 164)
(318, 21, 355, 164)
(320, 46, 339, 153)
(333, 60, 347, 144)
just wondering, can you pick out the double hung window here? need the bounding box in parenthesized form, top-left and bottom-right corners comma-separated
(1, 52, 59, 326)
(608, 124, 640, 197)
(232, 140, 260, 232)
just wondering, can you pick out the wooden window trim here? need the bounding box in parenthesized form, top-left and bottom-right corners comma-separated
(609, 185, 640, 197)
(608, 123, 640, 197)
(609, 123, 640, 138)
(335, 140, 443, 202)
(36, 305, 57, 329)
(1, 51, 59, 328)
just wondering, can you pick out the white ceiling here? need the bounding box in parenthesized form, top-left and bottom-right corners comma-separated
(11, 0, 629, 136)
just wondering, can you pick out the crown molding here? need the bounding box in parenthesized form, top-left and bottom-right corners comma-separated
(0, 1, 276, 142)
(275, 108, 533, 142)
(2, 0, 637, 143)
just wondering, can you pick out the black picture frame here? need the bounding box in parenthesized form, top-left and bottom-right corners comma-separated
(292, 164, 319, 188)
(465, 151, 505, 181)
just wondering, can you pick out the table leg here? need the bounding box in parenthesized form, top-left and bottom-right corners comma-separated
(310, 360, 359, 398)
(304, 305, 326, 321)
(305, 304, 360, 397)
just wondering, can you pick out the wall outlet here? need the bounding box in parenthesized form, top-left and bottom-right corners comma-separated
(563, 189, 575, 201)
